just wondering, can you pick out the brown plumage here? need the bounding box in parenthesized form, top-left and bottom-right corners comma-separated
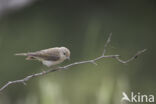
(15, 47, 70, 67)
(25, 48, 60, 61)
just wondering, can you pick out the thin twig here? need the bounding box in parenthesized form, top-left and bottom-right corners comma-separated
(0, 33, 147, 92)
(103, 32, 112, 55)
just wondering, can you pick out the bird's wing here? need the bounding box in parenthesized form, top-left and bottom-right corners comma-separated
(28, 48, 60, 61)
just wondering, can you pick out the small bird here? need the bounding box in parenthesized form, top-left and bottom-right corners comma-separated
(15, 47, 70, 67)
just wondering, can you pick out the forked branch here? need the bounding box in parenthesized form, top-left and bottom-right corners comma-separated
(0, 34, 146, 92)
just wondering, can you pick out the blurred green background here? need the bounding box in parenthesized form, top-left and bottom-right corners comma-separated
(0, 1, 155, 104)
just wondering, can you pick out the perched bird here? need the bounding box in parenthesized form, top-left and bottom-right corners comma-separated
(15, 47, 70, 67)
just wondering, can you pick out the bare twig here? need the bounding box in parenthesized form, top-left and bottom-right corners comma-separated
(0, 33, 147, 92)
(103, 32, 112, 55)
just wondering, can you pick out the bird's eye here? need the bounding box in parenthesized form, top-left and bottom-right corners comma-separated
(63, 52, 66, 55)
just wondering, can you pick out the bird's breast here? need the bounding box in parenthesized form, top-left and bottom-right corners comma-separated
(42, 60, 64, 67)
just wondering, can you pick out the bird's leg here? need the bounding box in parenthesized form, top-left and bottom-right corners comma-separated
(41, 66, 48, 74)
(51, 65, 58, 69)
(50, 65, 60, 71)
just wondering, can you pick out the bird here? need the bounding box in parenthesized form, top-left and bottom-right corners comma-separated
(15, 47, 70, 67)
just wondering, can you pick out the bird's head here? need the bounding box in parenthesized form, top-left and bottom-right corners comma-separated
(60, 47, 70, 60)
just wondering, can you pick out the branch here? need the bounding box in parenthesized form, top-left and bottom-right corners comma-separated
(0, 34, 147, 92)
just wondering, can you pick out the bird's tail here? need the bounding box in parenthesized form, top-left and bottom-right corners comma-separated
(15, 53, 28, 56)
(15, 52, 36, 60)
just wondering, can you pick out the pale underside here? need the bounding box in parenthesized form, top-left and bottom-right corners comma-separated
(42, 60, 64, 67)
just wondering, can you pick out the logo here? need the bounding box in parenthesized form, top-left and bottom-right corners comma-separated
(121, 92, 154, 103)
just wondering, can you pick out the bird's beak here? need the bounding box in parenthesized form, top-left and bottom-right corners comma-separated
(67, 56, 70, 60)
